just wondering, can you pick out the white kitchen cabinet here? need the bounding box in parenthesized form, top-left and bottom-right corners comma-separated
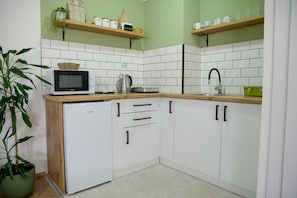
(220, 102, 261, 194)
(112, 98, 160, 177)
(173, 99, 261, 197)
(160, 98, 175, 161)
(174, 99, 221, 179)
(123, 124, 159, 168)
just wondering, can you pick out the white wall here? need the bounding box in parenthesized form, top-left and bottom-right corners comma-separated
(257, 0, 297, 197)
(0, 0, 47, 173)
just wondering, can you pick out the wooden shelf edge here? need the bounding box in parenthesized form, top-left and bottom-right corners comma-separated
(57, 19, 145, 39)
(192, 15, 264, 36)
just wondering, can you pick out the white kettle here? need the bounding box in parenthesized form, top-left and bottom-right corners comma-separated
(116, 74, 133, 93)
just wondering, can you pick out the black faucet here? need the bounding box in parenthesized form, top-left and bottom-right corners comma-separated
(208, 68, 223, 95)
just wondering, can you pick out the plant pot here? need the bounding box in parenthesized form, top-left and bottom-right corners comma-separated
(56, 11, 66, 20)
(0, 165, 35, 198)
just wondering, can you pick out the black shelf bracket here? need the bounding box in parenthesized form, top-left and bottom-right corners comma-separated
(62, 26, 65, 41)
(129, 38, 133, 49)
(206, 34, 209, 47)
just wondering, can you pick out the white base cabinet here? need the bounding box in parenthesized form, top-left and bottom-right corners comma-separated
(112, 97, 261, 198)
(174, 99, 221, 179)
(220, 102, 261, 193)
(112, 98, 160, 177)
(160, 98, 175, 161)
(172, 99, 261, 197)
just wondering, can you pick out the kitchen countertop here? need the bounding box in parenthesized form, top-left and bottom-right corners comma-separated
(43, 93, 262, 104)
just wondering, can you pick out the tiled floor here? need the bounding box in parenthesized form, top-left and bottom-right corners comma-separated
(64, 165, 242, 198)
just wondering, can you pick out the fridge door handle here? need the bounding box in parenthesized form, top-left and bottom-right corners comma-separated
(169, 100, 173, 114)
(117, 102, 120, 117)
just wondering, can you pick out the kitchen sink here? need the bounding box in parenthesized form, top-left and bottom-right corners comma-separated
(194, 93, 230, 96)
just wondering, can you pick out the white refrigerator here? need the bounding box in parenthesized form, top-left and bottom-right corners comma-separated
(63, 101, 113, 194)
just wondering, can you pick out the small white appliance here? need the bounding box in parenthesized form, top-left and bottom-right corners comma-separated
(63, 101, 113, 194)
(46, 69, 95, 95)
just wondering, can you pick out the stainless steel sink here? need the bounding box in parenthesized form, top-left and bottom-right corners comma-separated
(194, 93, 231, 96)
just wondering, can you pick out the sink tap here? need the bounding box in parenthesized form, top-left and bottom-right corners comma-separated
(208, 68, 223, 95)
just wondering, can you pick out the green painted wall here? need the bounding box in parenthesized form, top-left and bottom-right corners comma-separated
(41, 0, 264, 50)
(183, 0, 201, 46)
(41, 0, 145, 50)
(198, 0, 264, 47)
(143, 0, 184, 50)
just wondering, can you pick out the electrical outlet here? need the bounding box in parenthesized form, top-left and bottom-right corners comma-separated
(121, 62, 128, 68)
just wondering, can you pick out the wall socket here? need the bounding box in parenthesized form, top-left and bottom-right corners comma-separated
(121, 62, 128, 68)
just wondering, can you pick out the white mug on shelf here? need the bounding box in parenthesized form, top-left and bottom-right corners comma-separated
(193, 22, 202, 30)
(223, 16, 232, 23)
(214, 18, 222, 25)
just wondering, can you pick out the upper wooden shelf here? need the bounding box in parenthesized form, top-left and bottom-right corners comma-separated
(56, 19, 145, 40)
(192, 15, 264, 36)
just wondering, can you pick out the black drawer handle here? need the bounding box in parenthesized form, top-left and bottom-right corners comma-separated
(133, 104, 152, 107)
(126, 131, 129, 144)
(117, 102, 120, 117)
(169, 101, 173, 114)
(215, 105, 219, 120)
(224, 105, 228, 122)
(133, 117, 152, 121)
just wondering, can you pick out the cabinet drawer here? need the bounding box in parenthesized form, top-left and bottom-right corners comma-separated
(124, 111, 159, 127)
(123, 98, 159, 113)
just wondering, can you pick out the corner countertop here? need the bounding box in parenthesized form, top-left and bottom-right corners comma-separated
(43, 93, 262, 104)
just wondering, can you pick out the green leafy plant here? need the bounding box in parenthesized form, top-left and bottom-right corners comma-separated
(0, 47, 50, 180)
(51, 6, 67, 30)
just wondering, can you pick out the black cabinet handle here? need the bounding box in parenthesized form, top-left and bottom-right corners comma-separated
(133, 104, 152, 107)
(224, 105, 228, 122)
(126, 131, 129, 144)
(169, 100, 173, 114)
(117, 102, 120, 117)
(215, 105, 219, 120)
(133, 117, 152, 121)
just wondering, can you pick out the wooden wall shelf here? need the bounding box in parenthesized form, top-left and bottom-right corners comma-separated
(192, 15, 264, 36)
(56, 19, 145, 48)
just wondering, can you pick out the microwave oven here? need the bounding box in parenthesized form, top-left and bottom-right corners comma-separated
(46, 69, 95, 95)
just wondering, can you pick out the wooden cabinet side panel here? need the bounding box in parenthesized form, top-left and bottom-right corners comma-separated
(45, 100, 66, 194)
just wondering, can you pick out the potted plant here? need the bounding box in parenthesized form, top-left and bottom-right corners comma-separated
(0, 47, 50, 197)
(51, 6, 67, 30)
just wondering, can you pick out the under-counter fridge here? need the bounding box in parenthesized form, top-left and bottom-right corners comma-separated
(63, 101, 113, 194)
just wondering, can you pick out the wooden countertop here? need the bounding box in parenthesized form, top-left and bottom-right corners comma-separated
(43, 93, 262, 104)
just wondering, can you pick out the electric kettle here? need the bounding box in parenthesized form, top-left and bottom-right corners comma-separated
(116, 74, 133, 93)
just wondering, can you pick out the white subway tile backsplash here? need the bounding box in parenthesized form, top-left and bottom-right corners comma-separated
(233, 41, 250, 51)
(233, 60, 250, 68)
(61, 50, 77, 59)
(225, 51, 241, 60)
(42, 49, 60, 59)
(51, 40, 69, 50)
(78, 52, 93, 60)
(233, 78, 249, 86)
(42, 39, 263, 95)
(250, 58, 263, 68)
(241, 68, 259, 77)
(225, 69, 241, 78)
(42, 39, 51, 48)
(85, 44, 100, 53)
(69, 42, 85, 51)
(249, 78, 263, 86)
(218, 44, 233, 53)
(241, 49, 259, 59)
(250, 39, 263, 49)
(211, 53, 225, 62)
